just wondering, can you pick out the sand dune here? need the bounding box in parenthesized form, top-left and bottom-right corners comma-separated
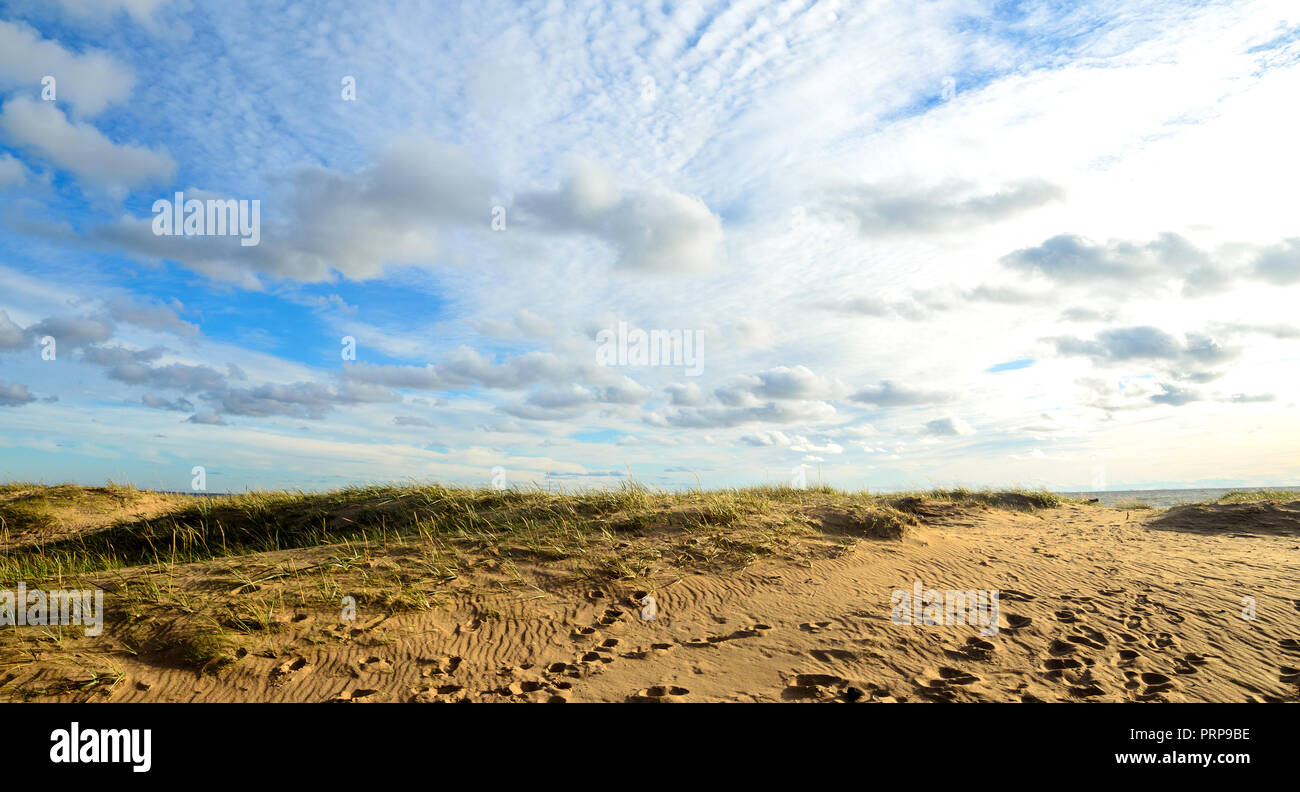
(2, 488, 1297, 702)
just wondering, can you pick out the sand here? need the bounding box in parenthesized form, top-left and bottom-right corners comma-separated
(6, 497, 1297, 703)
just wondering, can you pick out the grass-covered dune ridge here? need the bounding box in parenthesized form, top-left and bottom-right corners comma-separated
(1, 482, 1069, 583)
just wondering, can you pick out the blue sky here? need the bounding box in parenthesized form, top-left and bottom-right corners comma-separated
(1, 0, 1299, 493)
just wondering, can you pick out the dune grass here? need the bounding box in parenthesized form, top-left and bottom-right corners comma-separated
(1215, 489, 1300, 504)
(0, 481, 1069, 584)
(0, 481, 1071, 682)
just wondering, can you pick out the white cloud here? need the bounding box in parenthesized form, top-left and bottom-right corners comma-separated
(0, 20, 134, 116)
(0, 98, 174, 196)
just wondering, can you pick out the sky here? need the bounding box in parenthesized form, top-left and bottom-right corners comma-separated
(1, 0, 1299, 494)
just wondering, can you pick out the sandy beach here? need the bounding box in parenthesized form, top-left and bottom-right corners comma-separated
(3, 486, 1297, 703)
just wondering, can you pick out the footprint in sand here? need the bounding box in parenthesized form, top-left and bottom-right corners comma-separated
(1043, 657, 1084, 672)
(1000, 613, 1032, 631)
(359, 656, 393, 673)
(948, 636, 996, 661)
(1139, 671, 1176, 695)
(1065, 627, 1108, 650)
(799, 621, 834, 633)
(270, 656, 310, 685)
(1113, 649, 1141, 667)
(1279, 666, 1300, 684)
(999, 589, 1036, 602)
(1069, 683, 1107, 698)
(1280, 638, 1300, 654)
(1149, 632, 1177, 649)
(811, 648, 858, 662)
(418, 655, 461, 677)
(1047, 638, 1079, 656)
(782, 673, 848, 700)
(1054, 609, 1078, 623)
(926, 666, 981, 686)
(629, 684, 690, 702)
(330, 688, 381, 703)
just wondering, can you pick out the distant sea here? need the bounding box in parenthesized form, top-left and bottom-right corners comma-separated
(1056, 487, 1300, 508)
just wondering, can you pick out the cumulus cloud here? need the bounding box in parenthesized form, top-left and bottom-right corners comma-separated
(92, 138, 491, 284)
(0, 309, 26, 350)
(1251, 238, 1300, 285)
(516, 156, 722, 273)
(393, 415, 436, 428)
(664, 382, 706, 406)
(1048, 326, 1237, 376)
(0, 379, 37, 406)
(999, 232, 1238, 297)
(923, 415, 975, 436)
(850, 380, 952, 407)
(25, 315, 113, 349)
(141, 393, 194, 411)
(186, 412, 227, 425)
(715, 365, 843, 404)
(0, 98, 174, 196)
(1149, 383, 1199, 406)
(0, 20, 134, 116)
(0, 153, 26, 187)
(344, 348, 591, 392)
(827, 179, 1061, 236)
(105, 296, 198, 337)
(650, 400, 836, 429)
